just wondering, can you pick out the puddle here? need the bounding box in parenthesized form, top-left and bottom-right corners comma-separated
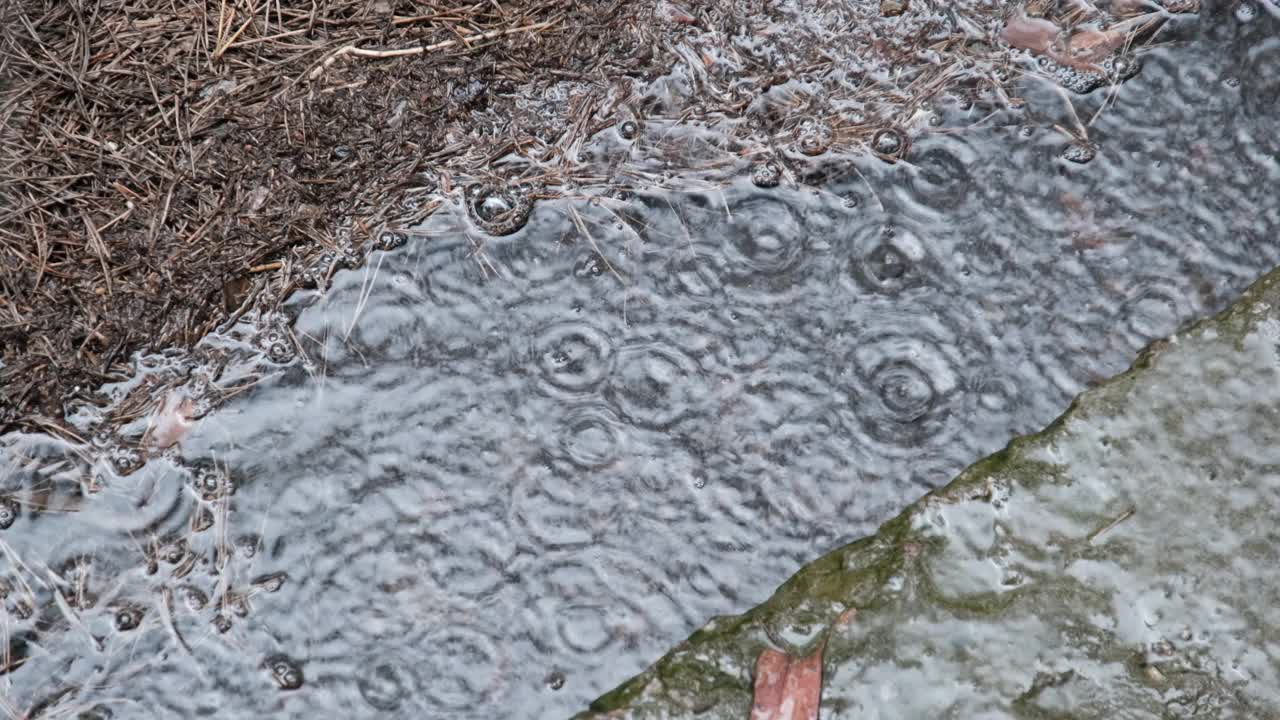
(2, 5, 1279, 719)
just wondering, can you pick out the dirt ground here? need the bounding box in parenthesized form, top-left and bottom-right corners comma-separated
(0, 0, 1188, 431)
(0, 0, 671, 427)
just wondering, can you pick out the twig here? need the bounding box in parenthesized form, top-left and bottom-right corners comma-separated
(308, 21, 556, 81)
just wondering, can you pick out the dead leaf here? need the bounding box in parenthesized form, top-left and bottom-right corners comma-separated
(1001, 10, 1062, 55)
(750, 646, 823, 720)
(144, 391, 197, 449)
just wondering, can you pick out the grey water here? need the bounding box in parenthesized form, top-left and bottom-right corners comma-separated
(2, 4, 1279, 718)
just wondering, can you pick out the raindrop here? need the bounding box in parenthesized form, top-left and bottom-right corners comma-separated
(874, 361, 937, 422)
(560, 407, 622, 470)
(607, 342, 705, 429)
(723, 196, 805, 278)
(267, 656, 305, 690)
(535, 322, 615, 393)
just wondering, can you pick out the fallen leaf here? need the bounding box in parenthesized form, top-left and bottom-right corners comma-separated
(144, 391, 197, 449)
(1001, 10, 1062, 55)
(750, 646, 823, 720)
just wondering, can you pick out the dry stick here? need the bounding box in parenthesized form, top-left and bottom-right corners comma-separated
(213, 12, 257, 60)
(569, 205, 624, 284)
(308, 20, 556, 81)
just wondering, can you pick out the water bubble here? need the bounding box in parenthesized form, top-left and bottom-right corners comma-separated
(871, 128, 909, 161)
(267, 341, 294, 364)
(0, 497, 20, 529)
(104, 445, 144, 476)
(793, 117, 834, 156)
(618, 119, 641, 140)
(546, 670, 566, 691)
(573, 252, 607, 279)
(465, 182, 533, 236)
(266, 656, 304, 690)
(1106, 54, 1143, 82)
(113, 605, 144, 632)
(192, 466, 234, 501)
(375, 230, 407, 251)
(1041, 58, 1107, 94)
(751, 160, 783, 188)
(298, 259, 328, 289)
(1061, 142, 1097, 164)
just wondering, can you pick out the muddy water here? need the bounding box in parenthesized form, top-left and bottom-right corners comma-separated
(2, 5, 1279, 719)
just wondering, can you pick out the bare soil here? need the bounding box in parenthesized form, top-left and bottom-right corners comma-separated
(0, 0, 662, 426)
(0, 0, 1190, 430)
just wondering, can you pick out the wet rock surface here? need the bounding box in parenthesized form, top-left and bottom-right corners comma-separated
(0, 2, 1278, 720)
(582, 263, 1280, 720)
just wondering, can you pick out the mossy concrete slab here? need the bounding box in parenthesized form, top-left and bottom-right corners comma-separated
(580, 266, 1280, 719)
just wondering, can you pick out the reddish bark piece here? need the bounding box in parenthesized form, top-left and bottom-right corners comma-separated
(750, 646, 823, 720)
